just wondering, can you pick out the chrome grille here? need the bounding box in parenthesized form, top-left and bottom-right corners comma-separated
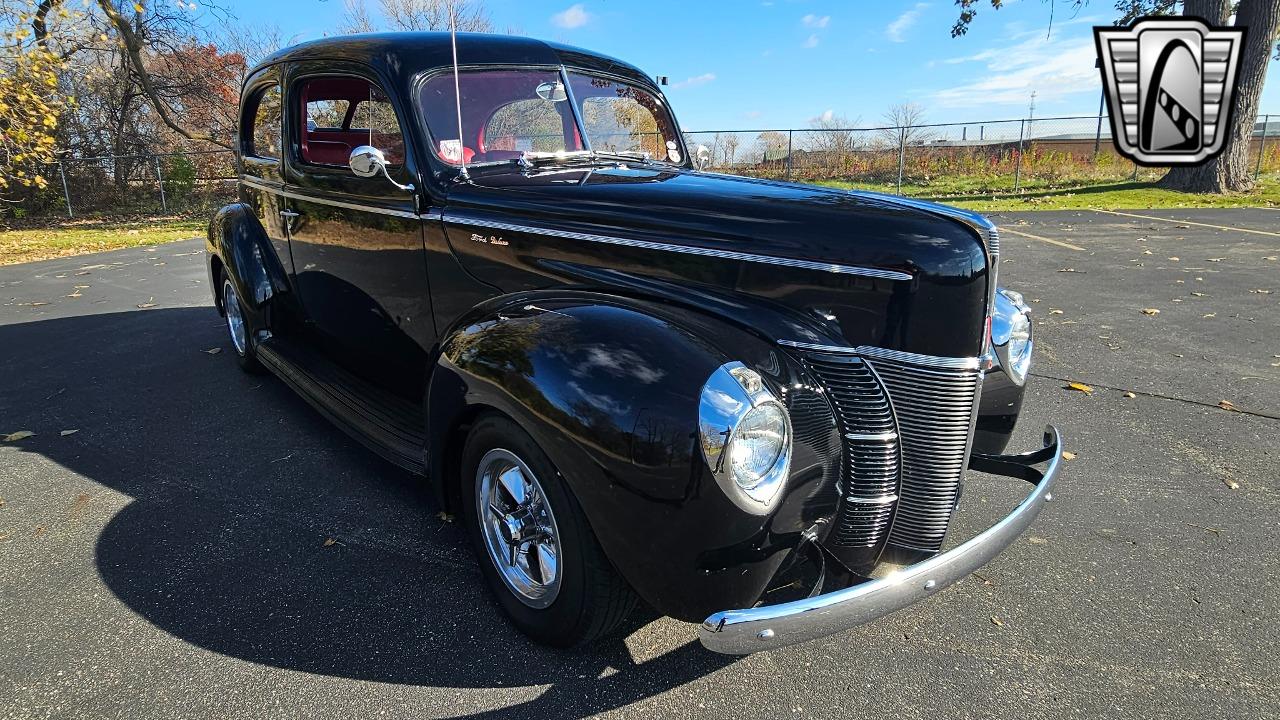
(802, 354, 901, 548)
(870, 360, 982, 552)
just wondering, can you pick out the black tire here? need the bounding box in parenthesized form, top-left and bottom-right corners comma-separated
(219, 274, 265, 374)
(461, 413, 637, 647)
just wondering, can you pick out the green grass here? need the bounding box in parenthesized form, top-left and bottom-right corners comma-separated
(0, 217, 204, 266)
(816, 172, 1280, 212)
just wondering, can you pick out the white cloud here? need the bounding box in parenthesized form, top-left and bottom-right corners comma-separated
(802, 34, 820, 49)
(801, 14, 830, 29)
(671, 72, 716, 90)
(886, 3, 928, 43)
(551, 4, 590, 29)
(930, 33, 1100, 108)
(743, 110, 763, 119)
(810, 109, 836, 124)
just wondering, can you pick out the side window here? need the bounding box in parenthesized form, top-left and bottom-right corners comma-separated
(248, 85, 282, 160)
(297, 76, 405, 167)
(484, 99, 569, 154)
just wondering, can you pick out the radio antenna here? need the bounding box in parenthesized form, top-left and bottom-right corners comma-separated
(450, 7, 469, 181)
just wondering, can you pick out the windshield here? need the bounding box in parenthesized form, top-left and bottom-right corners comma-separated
(417, 68, 684, 167)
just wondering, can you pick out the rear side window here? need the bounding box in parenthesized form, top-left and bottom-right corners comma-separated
(247, 85, 282, 160)
(297, 76, 405, 167)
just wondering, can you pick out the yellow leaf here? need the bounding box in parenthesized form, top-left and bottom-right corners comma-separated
(134, 3, 145, 12)
(990, 616, 1005, 627)
(3, 431, 35, 442)
(1140, 308, 1160, 316)
(1066, 382, 1093, 395)
(1062, 451, 1077, 460)
(1124, 391, 1136, 399)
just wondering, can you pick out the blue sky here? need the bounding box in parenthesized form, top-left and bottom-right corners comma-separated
(226, 0, 1280, 131)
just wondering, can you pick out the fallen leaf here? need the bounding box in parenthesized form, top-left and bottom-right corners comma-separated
(1203, 313, 1216, 318)
(1049, 309, 1064, 315)
(1250, 289, 1272, 294)
(33, 525, 45, 537)
(74, 285, 89, 289)
(1222, 478, 1240, 490)
(1191, 292, 1207, 297)
(66, 291, 82, 298)
(437, 511, 456, 523)
(1062, 451, 1077, 460)
(59, 429, 79, 436)
(990, 616, 1005, 627)
(1218, 400, 1239, 412)
(1173, 353, 1184, 358)
(3, 431, 35, 442)
(1066, 382, 1094, 395)
(1140, 308, 1160, 316)
(1057, 268, 1081, 273)
(323, 537, 337, 547)
(203, 347, 222, 355)
(1264, 256, 1278, 261)
(1207, 257, 1226, 262)
(1142, 249, 1153, 255)
(1124, 391, 1136, 398)
(137, 297, 156, 309)
(1168, 256, 1180, 261)
(1028, 536, 1049, 544)
(1172, 298, 1183, 303)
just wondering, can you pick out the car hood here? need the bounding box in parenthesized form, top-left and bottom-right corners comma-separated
(441, 165, 993, 357)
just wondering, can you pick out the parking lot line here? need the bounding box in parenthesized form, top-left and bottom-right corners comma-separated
(1089, 208, 1280, 237)
(997, 226, 1086, 251)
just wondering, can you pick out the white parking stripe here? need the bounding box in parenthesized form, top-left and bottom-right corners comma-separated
(997, 226, 1086, 251)
(1089, 208, 1280, 237)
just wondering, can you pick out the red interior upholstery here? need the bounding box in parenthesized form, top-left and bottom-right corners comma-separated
(299, 76, 404, 166)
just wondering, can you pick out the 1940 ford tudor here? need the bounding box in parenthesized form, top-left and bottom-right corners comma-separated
(208, 32, 1062, 654)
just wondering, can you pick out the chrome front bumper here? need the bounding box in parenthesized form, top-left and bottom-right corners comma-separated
(699, 425, 1063, 655)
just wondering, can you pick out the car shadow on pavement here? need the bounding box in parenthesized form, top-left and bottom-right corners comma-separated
(1, 307, 735, 717)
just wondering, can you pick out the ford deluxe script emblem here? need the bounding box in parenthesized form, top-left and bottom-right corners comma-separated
(1094, 17, 1244, 166)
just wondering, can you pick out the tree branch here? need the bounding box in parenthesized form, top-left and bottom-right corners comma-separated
(96, 0, 232, 149)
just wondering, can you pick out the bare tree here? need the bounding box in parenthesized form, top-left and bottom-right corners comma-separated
(340, 0, 493, 33)
(805, 112, 859, 157)
(722, 134, 740, 165)
(754, 131, 788, 163)
(879, 102, 934, 148)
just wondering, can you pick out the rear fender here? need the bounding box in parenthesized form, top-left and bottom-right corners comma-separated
(206, 203, 290, 323)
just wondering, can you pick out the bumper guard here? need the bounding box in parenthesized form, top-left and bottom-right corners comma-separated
(699, 425, 1063, 654)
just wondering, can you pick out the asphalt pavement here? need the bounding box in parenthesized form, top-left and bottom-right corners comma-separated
(1, 208, 1277, 719)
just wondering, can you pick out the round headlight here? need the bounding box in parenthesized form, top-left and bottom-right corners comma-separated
(729, 402, 788, 492)
(698, 362, 793, 513)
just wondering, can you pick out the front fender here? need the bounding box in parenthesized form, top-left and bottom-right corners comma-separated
(426, 291, 842, 621)
(206, 203, 289, 320)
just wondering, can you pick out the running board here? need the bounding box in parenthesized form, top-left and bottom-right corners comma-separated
(257, 336, 427, 474)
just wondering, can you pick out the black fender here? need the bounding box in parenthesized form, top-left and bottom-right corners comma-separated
(974, 368, 1026, 455)
(206, 203, 291, 328)
(425, 290, 843, 621)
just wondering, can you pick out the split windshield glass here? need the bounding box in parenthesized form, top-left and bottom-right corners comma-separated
(417, 68, 684, 168)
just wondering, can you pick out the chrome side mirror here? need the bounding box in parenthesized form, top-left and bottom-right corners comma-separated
(349, 145, 415, 192)
(693, 144, 712, 171)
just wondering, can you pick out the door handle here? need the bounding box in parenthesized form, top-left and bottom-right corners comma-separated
(279, 210, 300, 218)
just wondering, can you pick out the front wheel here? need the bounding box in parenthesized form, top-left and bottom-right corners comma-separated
(461, 414, 636, 647)
(221, 276, 264, 374)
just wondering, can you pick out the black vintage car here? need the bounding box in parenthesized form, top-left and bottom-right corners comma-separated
(208, 32, 1062, 654)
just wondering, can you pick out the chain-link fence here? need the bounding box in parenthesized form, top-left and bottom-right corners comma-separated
(14, 149, 239, 220)
(684, 113, 1280, 197)
(8, 113, 1279, 220)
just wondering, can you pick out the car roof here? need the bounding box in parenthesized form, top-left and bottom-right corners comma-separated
(253, 32, 654, 89)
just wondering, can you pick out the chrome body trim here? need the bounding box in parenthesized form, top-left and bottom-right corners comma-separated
(700, 425, 1063, 655)
(779, 340, 982, 371)
(844, 431, 898, 442)
(441, 213, 914, 281)
(845, 494, 898, 505)
(240, 175, 433, 220)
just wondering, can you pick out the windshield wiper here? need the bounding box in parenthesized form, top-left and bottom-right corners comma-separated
(516, 149, 664, 169)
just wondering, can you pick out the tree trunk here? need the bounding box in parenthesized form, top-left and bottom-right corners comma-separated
(1159, 0, 1280, 192)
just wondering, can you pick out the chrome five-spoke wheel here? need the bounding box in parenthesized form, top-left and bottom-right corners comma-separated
(222, 279, 248, 356)
(475, 448, 562, 608)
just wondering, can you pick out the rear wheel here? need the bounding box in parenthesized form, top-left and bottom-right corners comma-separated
(221, 276, 264, 374)
(461, 413, 636, 647)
